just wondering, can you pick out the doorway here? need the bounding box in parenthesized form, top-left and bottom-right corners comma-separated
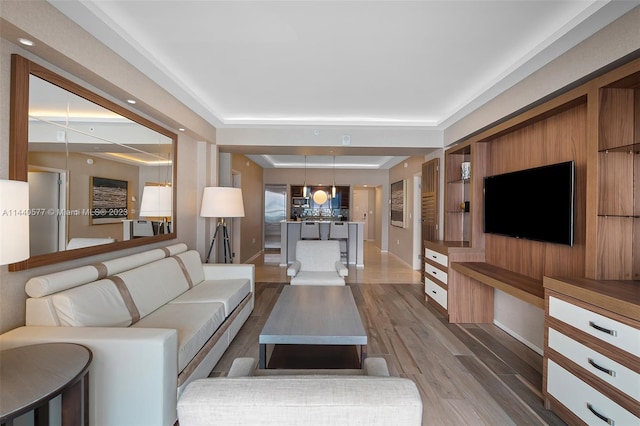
(264, 184, 287, 250)
(28, 168, 66, 255)
(353, 187, 374, 240)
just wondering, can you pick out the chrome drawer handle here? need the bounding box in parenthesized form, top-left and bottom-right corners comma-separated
(431, 290, 437, 295)
(587, 403, 614, 425)
(588, 358, 616, 377)
(432, 255, 437, 259)
(589, 321, 617, 337)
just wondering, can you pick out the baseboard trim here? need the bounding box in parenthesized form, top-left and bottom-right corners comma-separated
(244, 250, 263, 264)
(493, 319, 544, 356)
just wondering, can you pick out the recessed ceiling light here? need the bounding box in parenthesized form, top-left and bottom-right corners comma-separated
(18, 38, 35, 47)
(127, 99, 136, 104)
(178, 128, 185, 132)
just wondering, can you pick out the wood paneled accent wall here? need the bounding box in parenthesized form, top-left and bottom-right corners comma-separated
(445, 55, 640, 282)
(483, 103, 588, 280)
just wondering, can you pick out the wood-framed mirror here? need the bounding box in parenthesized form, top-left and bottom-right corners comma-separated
(9, 54, 177, 271)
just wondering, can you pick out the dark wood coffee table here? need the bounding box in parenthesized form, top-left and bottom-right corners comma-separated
(259, 285, 367, 369)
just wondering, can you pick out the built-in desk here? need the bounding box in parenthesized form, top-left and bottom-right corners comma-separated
(451, 262, 544, 309)
(280, 221, 364, 267)
(442, 258, 544, 323)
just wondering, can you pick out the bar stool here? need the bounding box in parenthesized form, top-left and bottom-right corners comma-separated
(329, 221, 349, 263)
(300, 221, 320, 239)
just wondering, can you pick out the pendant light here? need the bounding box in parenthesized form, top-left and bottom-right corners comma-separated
(331, 156, 336, 198)
(303, 155, 308, 197)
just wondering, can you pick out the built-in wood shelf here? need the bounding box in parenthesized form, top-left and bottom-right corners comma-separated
(599, 142, 640, 153)
(451, 262, 544, 309)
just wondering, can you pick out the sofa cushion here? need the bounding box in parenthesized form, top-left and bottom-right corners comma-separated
(172, 251, 206, 287)
(25, 244, 190, 298)
(296, 240, 341, 271)
(26, 266, 102, 298)
(170, 279, 250, 317)
(114, 257, 190, 318)
(100, 249, 168, 276)
(51, 279, 132, 327)
(132, 302, 225, 372)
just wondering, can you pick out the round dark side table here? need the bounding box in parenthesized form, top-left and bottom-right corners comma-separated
(0, 343, 92, 426)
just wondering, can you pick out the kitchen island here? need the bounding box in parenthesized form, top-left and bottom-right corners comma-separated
(280, 221, 364, 267)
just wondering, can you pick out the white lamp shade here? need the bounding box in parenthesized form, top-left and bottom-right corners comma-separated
(139, 186, 172, 218)
(200, 187, 245, 218)
(0, 180, 30, 265)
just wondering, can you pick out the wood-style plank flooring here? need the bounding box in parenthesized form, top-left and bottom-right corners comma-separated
(213, 242, 565, 425)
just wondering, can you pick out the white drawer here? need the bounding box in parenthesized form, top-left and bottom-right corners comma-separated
(425, 278, 447, 310)
(548, 328, 640, 401)
(547, 360, 639, 426)
(549, 296, 640, 355)
(424, 248, 447, 268)
(424, 263, 447, 284)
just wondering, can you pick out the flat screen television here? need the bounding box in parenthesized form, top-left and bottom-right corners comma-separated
(483, 161, 574, 246)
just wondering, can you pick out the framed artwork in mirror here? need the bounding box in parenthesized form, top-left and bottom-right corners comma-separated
(391, 179, 406, 228)
(90, 177, 129, 224)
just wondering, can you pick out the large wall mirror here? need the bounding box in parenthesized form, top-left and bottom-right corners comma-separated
(9, 54, 177, 271)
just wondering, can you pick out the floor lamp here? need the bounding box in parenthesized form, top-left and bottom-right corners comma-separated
(200, 187, 245, 263)
(0, 180, 30, 265)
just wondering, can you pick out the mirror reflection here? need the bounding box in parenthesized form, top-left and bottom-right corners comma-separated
(26, 74, 174, 258)
(9, 55, 177, 270)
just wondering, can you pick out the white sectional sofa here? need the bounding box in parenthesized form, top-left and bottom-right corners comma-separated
(0, 243, 254, 426)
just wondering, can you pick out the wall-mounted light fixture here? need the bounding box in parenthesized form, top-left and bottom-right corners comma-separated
(0, 180, 30, 265)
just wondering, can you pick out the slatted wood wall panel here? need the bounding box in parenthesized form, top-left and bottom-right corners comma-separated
(421, 158, 439, 242)
(484, 103, 588, 280)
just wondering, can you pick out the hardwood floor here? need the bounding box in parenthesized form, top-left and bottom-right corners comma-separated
(214, 242, 564, 425)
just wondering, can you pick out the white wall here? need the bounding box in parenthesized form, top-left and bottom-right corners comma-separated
(218, 127, 443, 150)
(387, 157, 424, 267)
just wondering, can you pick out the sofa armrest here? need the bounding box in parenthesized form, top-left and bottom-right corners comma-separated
(227, 357, 258, 377)
(0, 326, 178, 426)
(178, 376, 423, 425)
(335, 261, 348, 277)
(202, 263, 255, 292)
(363, 357, 390, 376)
(287, 261, 301, 277)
